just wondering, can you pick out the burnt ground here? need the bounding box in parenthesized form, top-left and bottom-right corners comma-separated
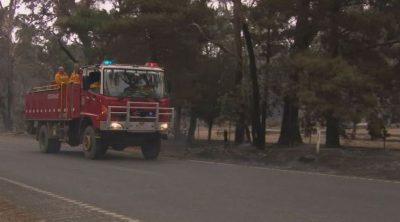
(161, 139, 400, 181)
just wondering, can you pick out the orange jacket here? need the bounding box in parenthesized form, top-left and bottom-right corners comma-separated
(69, 72, 81, 84)
(55, 72, 69, 85)
(90, 81, 100, 89)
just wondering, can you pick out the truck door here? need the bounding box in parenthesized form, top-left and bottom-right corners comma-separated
(81, 68, 101, 117)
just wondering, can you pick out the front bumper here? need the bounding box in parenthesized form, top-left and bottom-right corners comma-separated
(102, 102, 174, 137)
(100, 121, 169, 134)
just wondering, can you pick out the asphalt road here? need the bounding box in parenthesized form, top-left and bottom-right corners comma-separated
(1, 134, 400, 222)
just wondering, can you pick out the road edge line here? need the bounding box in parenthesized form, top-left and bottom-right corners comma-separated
(0, 176, 140, 222)
(184, 159, 400, 185)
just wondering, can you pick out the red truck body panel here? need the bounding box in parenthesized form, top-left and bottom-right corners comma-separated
(25, 84, 81, 120)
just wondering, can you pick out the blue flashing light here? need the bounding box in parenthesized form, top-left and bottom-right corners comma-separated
(102, 59, 113, 65)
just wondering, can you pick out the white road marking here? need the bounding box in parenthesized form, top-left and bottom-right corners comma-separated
(0, 176, 141, 222)
(184, 159, 400, 185)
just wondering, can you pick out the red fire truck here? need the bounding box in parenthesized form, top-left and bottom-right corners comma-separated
(25, 62, 174, 160)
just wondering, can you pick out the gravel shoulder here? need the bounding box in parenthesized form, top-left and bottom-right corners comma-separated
(0, 197, 42, 222)
(0, 177, 132, 222)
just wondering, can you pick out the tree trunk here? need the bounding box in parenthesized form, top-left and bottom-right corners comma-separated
(1, 56, 14, 131)
(278, 97, 303, 146)
(278, 0, 312, 146)
(260, 101, 267, 147)
(232, 0, 243, 85)
(260, 26, 271, 148)
(232, 0, 246, 144)
(187, 111, 197, 144)
(0, 0, 18, 131)
(174, 106, 182, 139)
(251, 124, 256, 144)
(245, 125, 251, 143)
(207, 119, 213, 141)
(325, 0, 341, 147)
(242, 22, 263, 149)
(234, 112, 245, 144)
(4, 67, 14, 131)
(326, 111, 340, 147)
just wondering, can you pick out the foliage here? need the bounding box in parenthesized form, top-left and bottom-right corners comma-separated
(294, 53, 376, 123)
(0, 0, 399, 149)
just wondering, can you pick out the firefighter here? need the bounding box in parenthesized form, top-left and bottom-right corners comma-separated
(54, 66, 69, 85)
(89, 71, 101, 90)
(90, 81, 100, 89)
(69, 63, 81, 84)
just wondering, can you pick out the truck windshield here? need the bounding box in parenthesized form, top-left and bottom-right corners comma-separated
(103, 68, 166, 98)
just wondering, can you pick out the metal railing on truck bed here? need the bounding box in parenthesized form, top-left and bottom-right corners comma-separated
(29, 85, 60, 93)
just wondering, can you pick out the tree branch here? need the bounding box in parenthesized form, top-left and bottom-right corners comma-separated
(190, 23, 237, 58)
(364, 39, 400, 50)
(350, 39, 400, 55)
(51, 31, 79, 63)
(57, 37, 79, 63)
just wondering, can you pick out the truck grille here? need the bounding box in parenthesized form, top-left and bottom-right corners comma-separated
(131, 109, 156, 122)
(105, 102, 174, 132)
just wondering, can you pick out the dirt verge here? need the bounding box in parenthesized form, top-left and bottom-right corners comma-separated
(161, 139, 400, 181)
(0, 197, 42, 222)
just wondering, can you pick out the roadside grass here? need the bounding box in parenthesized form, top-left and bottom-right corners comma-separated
(162, 128, 400, 181)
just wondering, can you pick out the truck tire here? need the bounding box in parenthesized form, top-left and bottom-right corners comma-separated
(82, 126, 108, 160)
(38, 125, 61, 153)
(141, 136, 161, 160)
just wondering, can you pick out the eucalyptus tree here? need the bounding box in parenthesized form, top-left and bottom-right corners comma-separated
(0, 0, 20, 130)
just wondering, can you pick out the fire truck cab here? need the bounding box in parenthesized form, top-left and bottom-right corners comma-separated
(25, 62, 174, 160)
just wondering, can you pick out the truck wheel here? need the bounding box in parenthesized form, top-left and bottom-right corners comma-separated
(38, 125, 61, 153)
(82, 126, 108, 160)
(141, 136, 161, 160)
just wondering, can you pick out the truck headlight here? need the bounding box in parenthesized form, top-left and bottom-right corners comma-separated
(110, 122, 123, 130)
(160, 123, 169, 131)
